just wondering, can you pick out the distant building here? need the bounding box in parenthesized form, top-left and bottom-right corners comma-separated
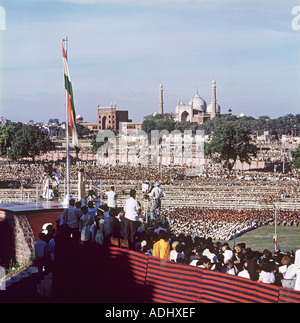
(175, 80, 221, 124)
(119, 121, 143, 134)
(97, 103, 132, 131)
(79, 122, 99, 133)
(159, 84, 164, 115)
(76, 114, 99, 133)
(79, 103, 132, 133)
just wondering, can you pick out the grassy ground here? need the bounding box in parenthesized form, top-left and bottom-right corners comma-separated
(224, 226, 300, 253)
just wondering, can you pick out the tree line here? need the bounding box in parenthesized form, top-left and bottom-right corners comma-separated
(142, 113, 300, 137)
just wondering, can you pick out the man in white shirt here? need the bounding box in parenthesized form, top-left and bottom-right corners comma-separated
(238, 261, 250, 279)
(124, 189, 141, 250)
(105, 186, 118, 211)
(149, 182, 166, 220)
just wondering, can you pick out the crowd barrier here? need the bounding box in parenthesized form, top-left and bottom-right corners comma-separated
(52, 242, 300, 303)
(278, 288, 300, 303)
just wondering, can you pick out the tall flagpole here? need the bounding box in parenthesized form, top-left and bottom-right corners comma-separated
(63, 36, 71, 201)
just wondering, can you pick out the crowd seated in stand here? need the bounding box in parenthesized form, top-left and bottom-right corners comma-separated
(161, 208, 300, 241)
(0, 159, 299, 188)
(1, 160, 299, 214)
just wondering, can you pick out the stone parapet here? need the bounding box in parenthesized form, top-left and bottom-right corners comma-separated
(0, 203, 64, 267)
(6, 213, 35, 264)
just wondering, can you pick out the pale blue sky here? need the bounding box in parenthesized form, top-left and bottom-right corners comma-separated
(0, 0, 300, 124)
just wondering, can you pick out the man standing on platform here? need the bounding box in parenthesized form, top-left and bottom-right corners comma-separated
(123, 189, 141, 250)
(63, 198, 81, 241)
(150, 181, 166, 220)
(105, 186, 118, 213)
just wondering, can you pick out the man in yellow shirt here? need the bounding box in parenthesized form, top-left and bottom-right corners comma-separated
(153, 230, 170, 261)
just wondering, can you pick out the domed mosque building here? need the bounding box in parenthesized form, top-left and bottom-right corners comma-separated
(175, 80, 221, 124)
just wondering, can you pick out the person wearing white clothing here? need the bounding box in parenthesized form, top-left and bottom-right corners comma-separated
(82, 196, 101, 221)
(259, 270, 275, 284)
(282, 249, 300, 290)
(170, 241, 179, 262)
(124, 189, 141, 249)
(238, 261, 250, 279)
(53, 169, 60, 186)
(223, 259, 238, 275)
(258, 260, 275, 284)
(238, 269, 250, 279)
(294, 250, 300, 291)
(105, 186, 118, 210)
(223, 249, 234, 263)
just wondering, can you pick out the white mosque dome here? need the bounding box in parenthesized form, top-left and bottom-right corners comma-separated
(189, 91, 206, 112)
(207, 103, 221, 114)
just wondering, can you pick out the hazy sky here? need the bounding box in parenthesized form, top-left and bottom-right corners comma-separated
(0, 0, 300, 124)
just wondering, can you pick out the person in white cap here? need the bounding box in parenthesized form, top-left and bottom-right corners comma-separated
(149, 181, 166, 220)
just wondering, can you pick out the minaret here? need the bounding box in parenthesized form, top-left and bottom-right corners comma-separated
(159, 84, 164, 114)
(211, 80, 217, 119)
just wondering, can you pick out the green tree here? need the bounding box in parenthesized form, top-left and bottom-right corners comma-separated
(76, 123, 91, 139)
(205, 122, 258, 170)
(155, 118, 175, 132)
(56, 123, 90, 139)
(0, 123, 23, 158)
(141, 119, 156, 134)
(174, 121, 198, 133)
(291, 145, 300, 173)
(0, 123, 54, 162)
(197, 114, 237, 135)
(141, 114, 175, 143)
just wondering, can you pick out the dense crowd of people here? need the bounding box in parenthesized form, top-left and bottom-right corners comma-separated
(1, 142, 299, 293)
(162, 207, 300, 240)
(0, 157, 299, 185)
(150, 227, 300, 290)
(0, 160, 299, 214)
(33, 187, 300, 292)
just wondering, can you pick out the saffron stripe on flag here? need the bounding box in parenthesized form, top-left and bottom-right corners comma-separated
(62, 42, 80, 150)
